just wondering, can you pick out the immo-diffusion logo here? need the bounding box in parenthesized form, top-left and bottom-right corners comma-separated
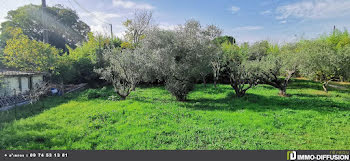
(287, 151, 350, 161)
(287, 151, 297, 160)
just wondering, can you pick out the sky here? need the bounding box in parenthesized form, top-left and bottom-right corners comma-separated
(1, 0, 350, 44)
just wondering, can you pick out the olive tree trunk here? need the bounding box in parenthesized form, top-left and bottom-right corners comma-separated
(262, 70, 295, 97)
(230, 78, 252, 97)
(202, 77, 207, 87)
(322, 81, 330, 93)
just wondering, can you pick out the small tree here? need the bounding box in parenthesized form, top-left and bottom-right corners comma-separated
(336, 45, 350, 81)
(222, 42, 259, 97)
(141, 20, 221, 101)
(211, 49, 223, 88)
(258, 43, 300, 96)
(211, 35, 235, 88)
(94, 47, 148, 100)
(299, 40, 337, 93)
(228, 61, 260, 97)
(166, 20, 215, 101)
(53, 33, 121, 85)
(199, 25, 222, 87)
(323, 29, 350, 82)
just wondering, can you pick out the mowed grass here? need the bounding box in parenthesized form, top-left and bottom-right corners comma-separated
(0, 79, 349, 150)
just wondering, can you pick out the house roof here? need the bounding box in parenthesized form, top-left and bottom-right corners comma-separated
(0, 70, 42, 76)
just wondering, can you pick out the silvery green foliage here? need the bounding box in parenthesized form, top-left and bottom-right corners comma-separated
(258, 43, 300, 96)
(298, 40, 337, 92)
(139, 28, 176, 81)
(220, 42, 258, 97)
(227, 58, 260, 97)
(94, 47, 149, 99)
(200, 25, 222, 86)
(299, 40, 350, 91)
(210, 48, 223, 88)
(141, 20, 221, 101)
(337, 45, 350, 81)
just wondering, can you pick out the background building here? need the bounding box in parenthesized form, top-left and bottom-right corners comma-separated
(0, 70, 44, 97)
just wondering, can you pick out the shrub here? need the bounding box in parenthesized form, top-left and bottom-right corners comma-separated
(80, 87, 111, 100)
(83, 89, 102, 99)
(54, 33, 119, 85)
(94, 47, 150, 100)
(165, 78, 194, 101)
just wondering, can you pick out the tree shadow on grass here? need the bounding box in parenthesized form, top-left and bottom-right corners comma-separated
(328, 87, 350, 94)
(291, 93, 329, 98)
(185, 92, 350, 113)
(288, 79, 350, 94)
(0, 92, 81, 125)
(288, 79, 323, 90)
(130, 83, 349, 113)
(193, 84, 232, 95)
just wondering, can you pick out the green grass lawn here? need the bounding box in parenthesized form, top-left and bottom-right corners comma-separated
(0, 79, 349, 150)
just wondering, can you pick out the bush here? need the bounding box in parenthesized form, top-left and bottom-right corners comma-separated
(54, 33, 117, 85)
(80, 89, 101, 100)
(165, 78, 194, 101)
(80, 87, 111, 100)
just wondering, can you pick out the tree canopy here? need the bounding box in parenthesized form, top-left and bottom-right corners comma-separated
(2, 27, 60, 72)
(0, 4, 90, 52)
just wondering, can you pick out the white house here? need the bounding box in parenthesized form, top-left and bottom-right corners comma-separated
(0, 70, 44, 97)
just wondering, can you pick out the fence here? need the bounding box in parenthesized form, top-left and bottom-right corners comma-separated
(0, 94, 29, 109)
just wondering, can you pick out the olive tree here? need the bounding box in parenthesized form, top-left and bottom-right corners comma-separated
(141, 20, 221, 101)
(323, 29, 350, 82)
(94, 47, 149, 100)
(247, 40, 270, 61)
(299, 40, 337, 93)
(200, 25, 222, 87)
(258, 43, 300, 96)
(139, 27, 193, 101)
(211, 36, 238, 88)
(228, 61, 260, 97)
(221, 42, 260, 97)
(336, 45, 350, 81)
(211, 49, 224, 88)
(168, 21, 221, 100)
